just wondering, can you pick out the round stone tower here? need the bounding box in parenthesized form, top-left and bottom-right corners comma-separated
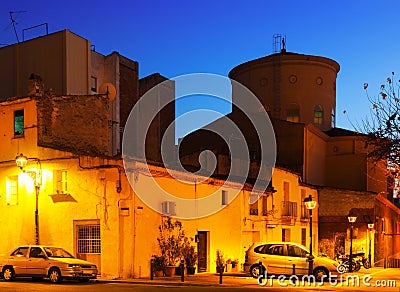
(229, 51, 340, 131)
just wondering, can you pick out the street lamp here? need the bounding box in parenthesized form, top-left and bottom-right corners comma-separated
(304, 194, 317, 275)
(348, 213, 357, 272)
(15, 153, 42, 245)
(368, 222, 374, 267)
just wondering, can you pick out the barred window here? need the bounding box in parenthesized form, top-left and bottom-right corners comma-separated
(77, 225, 101, 254)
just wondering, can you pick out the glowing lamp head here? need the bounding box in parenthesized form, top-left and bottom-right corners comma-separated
(16, 153, 28, 170)
(304, 195, 316, 210)
(348, 216, 357, 223)
(368, 223, 374, 229)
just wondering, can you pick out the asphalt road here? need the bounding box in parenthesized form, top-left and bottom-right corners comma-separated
(0, 268, 399, 292)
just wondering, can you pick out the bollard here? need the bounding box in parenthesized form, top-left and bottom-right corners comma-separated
(292, 264, 295, 275)
(181, 259, 185, 282)
(150, 258, 154, 280)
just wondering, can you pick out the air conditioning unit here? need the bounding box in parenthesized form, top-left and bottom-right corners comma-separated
(161, 201, 176, 216)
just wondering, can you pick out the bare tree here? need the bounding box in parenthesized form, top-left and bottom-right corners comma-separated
(362, 72, 400, 175)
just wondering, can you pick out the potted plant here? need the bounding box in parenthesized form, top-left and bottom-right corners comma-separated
(182, 237, 198, 275)
(157, 217, 185, 276)
(216, 249, 225, 274)
(231, 258, 239, 272)
(152, 255, 165, 277)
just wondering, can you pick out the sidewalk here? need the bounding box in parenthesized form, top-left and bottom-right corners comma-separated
(96, 268, 388, 287)
(96, 272, 258, 287)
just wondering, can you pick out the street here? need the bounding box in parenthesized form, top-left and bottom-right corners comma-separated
(0, 268, 399, 292)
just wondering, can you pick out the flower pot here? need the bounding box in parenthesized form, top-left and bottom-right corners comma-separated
(164, 266, 175, 277)
(175, 266, 182, 275)
(154, 270, 164, 277)
(186, 266, 196, 275)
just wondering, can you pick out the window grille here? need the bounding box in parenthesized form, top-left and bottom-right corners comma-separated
(77, 225, 101, 254)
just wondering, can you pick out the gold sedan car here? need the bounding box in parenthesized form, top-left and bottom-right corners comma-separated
(0, 245, 98, 283)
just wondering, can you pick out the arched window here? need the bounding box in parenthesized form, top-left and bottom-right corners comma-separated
(331, 109, 335, 128)
(286, 103, 300, 122)
(314, 105, 324, 125)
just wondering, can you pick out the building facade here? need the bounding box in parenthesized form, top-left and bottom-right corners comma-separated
(0, 91, 318, 278)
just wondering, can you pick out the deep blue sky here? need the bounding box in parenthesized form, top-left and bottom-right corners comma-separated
(2, 1, 400, 139)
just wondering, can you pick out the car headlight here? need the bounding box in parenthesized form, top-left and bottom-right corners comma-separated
(68, 264, 81, 268)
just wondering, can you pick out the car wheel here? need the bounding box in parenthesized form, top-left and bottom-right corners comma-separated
(249, 264, 265, 278)
(2, 267, 15, 281)
(48, 267, 62, 283)
(313, 267, 329, 282)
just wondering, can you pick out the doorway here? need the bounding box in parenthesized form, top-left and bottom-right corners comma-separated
(197, 231, 208, 272)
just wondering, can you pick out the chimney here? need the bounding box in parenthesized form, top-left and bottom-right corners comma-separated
(27, 73, 44, 97)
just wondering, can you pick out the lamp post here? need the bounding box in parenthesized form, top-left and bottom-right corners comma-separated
(15, 153, 42, 245)
(347, 214, 357, 272)
(368, 223, 374, 267)
(304, 194, 317, 275)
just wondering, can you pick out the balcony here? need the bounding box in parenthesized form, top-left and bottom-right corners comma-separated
(300, 205, 310, 221)
(281, 201, 297, 217)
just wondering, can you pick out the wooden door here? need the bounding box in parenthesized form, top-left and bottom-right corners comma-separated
(197, 231, 208, 272)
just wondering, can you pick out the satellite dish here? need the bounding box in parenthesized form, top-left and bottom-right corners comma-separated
(99, 82, 117, 102)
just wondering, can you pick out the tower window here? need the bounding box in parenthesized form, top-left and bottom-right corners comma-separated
(331, 109, 335, 128)
(314, 105, 324, 125)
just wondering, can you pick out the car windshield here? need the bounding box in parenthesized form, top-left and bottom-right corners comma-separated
(43, 247, 74, 258)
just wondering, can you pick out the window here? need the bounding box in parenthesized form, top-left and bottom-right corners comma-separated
(286, 103, 300, 122)
(265, 244, 284, 256)
(249, 194, 259, 215)
(282, 229, 290, 242)
(300, 189, 309, 219)
(77, 225, 101, 254)
(90, 76, 97, 92)
(6, 176, 18, 205)
(262, 195, 268, 216)
(283, 182, 290, 202)
(162, 201, 176, 215)
(301, 228, 307, 247)
(331, 109, 335, 128)
(314, 105, 324, 125)
(287, 244, 308, 257)
(29, 247, 45, 258)
(14, 109, 24, 136)
(54, 170, 68, 194)
(221, 190, 228, 205)
(11, 247, 29, 257)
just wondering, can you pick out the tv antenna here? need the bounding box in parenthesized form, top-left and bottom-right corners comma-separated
(9, 10, 27, 43)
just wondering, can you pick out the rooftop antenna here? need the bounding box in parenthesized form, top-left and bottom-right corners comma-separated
(272, 34, 286, 53)
(9, 10, 27, 43)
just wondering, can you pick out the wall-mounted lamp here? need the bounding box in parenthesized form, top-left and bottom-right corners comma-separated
(15, 153, 28, 170)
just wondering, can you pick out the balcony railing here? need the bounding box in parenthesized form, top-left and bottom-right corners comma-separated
(281, 201, 297, 217)
(300, 205, 310, 220)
